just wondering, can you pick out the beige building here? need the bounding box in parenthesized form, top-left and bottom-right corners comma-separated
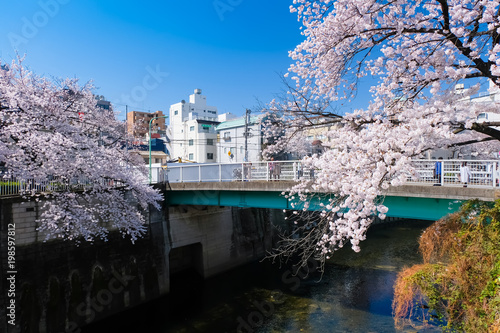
(302, 116, 338, 156)
(127, 110, 166, 139)
(132, 150, 168, 165)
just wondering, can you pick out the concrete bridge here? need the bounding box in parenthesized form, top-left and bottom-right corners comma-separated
(2, 159, 499, 220)
(156, 160, 500, 221)
(4, 159, 500, 332)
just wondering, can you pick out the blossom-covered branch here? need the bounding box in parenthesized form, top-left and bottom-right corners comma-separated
(0, 58, 162, 243)
(265, 0, 500, 264)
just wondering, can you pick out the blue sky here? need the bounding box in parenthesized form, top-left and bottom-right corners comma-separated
(0, 0, 311, 121)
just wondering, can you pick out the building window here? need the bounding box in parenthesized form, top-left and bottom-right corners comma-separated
(207, 153, 214, 160)
(190, 126, 195, 131)
(207, 139, 214, 145)
(174, 110, 178, 115)
(189, 139, 193, 146)
(223, 131, 231, 141)
(189, 153, 194, 160)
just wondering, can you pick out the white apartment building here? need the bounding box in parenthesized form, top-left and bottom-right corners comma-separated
(426, 81, 500, 159)
(216, 114, 264, 163)
(169, 89, 219, 163)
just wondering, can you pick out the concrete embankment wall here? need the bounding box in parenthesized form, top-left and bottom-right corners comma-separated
(0, 196, 283, 333)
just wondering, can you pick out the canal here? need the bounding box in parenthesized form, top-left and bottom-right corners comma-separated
(82, 220, 439, 333)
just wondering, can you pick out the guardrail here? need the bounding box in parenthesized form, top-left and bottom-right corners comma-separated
(2, 159, 498, 197)
(153, 159, 500, 188)
(409, 160, 498, 187)
(0, 176, 122, 197)
(157, 161, 303, 183)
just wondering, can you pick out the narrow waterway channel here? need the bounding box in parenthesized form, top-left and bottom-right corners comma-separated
(82, 220, 440, 333)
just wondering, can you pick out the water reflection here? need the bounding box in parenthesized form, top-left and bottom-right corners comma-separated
(82, 221, 441, 333)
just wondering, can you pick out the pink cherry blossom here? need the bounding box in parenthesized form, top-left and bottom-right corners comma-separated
(0, 58, 162, 243)
(267, 0, 500, 267)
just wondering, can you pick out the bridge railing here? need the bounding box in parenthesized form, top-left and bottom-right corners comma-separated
(154, 159, 500, 188)
(2, 159, 498, 197)
(158, 161, 309, 183)
(0, 175, 122, 197)
(407, 160, 499, 187)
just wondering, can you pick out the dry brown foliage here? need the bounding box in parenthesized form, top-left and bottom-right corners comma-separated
(393, 263, 444, 329)
(418, 212, 463, 264)
(393, 200, 500, 332)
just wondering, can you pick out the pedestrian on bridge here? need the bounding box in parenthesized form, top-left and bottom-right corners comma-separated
(269, 158, 275, 181)
(244, 161, 252, 181)
(434, 157, 443, 186)
(460, 162, 472, 187)
(269, 157, 281, 181)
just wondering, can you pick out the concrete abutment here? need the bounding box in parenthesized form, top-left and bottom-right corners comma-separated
(0, 197, 282, 333)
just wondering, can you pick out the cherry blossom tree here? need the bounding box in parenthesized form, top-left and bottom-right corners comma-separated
(0, 59, 162, 243)
(267, 0, 500, 267)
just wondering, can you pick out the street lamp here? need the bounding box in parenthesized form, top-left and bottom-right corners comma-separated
(149, 115, 168, 183)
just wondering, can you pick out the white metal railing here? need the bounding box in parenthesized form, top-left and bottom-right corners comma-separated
(151, 159, 500, 188)
(407, 160, 499, 187)
(0, 175, 122, 197)
(155, 161, 306, 183)
(3, 159, 499, 197)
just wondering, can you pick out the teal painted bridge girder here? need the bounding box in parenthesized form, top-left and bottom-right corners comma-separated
(166, 190, 464, 221)
(382, 196, 461, 220)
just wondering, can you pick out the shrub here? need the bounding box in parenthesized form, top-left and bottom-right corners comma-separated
(393, 200, 500, 332)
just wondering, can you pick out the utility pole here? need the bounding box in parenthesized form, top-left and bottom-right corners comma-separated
(244, 109, 251, 162)
(149, 115, 169, 183)
(125, 105, 128, 150)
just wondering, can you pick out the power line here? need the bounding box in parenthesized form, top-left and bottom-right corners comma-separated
(112, 102, 157, 114)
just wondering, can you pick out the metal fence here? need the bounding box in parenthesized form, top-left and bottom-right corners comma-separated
(158, 161, 311, 183)
(2, 159, 499, 197)
(0, 176, 121, 197)
(408, 160, 499, 187)
(155, 159, 500, 188)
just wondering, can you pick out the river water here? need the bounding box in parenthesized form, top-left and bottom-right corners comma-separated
(82, 220, 440, 333)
